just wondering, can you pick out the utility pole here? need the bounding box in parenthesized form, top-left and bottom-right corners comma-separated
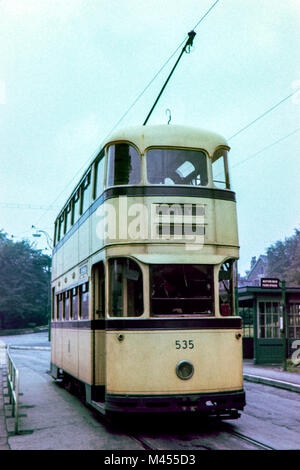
(281, 280, 287, 371)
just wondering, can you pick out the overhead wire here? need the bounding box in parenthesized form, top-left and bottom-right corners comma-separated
(0, 203, 59, 210)
(230, 127, 300, 170)
(228, 87, 300, 141)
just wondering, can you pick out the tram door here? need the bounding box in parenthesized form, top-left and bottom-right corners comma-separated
(255, 299, 283, 364)
(92, 262, 106, 398)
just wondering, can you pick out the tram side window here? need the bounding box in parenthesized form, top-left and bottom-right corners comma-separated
(57, 214, 64, 242)
(51, 288, 55, 320)
(94, 151, 105, 198)
(57, 293, 64, 320)
(150, 264, 214, 315)
(53, 221, 58, 247)
(80, 282, 89, 319)
(219, 260, 236, 316)
(55, 293, 59, 320)
(64, 202, 72, 234)
(64, 291, 70, 321)
(72, 189, 81, 224)
(93, 262, 105, 318)
(147, 148, 208, 186)
(71, 287, 78, 320)
(212, 149, 230, 189)
(107, 143, 140, 186)
(81, 172, 91, 214)
(109, 258, 143, 317)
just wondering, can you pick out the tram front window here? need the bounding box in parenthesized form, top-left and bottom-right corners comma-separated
(212, 148, 230, 189)
(219, 260, 236, 316)
(150, 264, 214, 315)
(147, 148, 208, 186)
(107, 143, 140, 186)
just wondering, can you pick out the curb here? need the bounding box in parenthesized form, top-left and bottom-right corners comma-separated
(5, 346, 51, 351)
(0, 344, 50, 352)
(243, 373, 300, 394)
(0, 327, 48, 337)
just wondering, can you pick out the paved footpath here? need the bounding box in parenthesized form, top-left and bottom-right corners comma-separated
(243, 359, 300, 393)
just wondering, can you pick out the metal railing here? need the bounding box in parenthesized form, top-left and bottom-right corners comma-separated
(6, 345, 20, 434)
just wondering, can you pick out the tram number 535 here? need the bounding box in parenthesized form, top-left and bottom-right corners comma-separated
(175, 340, 194, 349)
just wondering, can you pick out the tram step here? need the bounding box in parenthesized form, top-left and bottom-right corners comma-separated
(90, 400, 106, 415)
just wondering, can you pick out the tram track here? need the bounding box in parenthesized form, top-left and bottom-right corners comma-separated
(128, 425, 277, 451)
(129, 434, 211, 451)
(224, 429, 276, 450)
(94, 404, 277, 451)
(129, 435, 161, 451)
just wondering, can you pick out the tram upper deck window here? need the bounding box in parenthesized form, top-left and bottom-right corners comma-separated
(150, 264, 214, 316)
(107, 143, 140, 186)
(109, 258, 143, 317)
(212, 148, 230, 189)
(72, 188, 81, 224)
(64, 202, 72, 234)
(147, 148, 208, 186)
(81, 172, 91, 214)
(57, 214, 64, 242)
(94, 150, 105, 198)
(53, 220, 58, 247)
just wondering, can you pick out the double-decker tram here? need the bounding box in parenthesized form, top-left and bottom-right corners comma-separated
(50, 124, 246, 419)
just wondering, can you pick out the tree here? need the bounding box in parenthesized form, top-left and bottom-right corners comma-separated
(0, 230, 51, 329)
(266, 229, 300, 286)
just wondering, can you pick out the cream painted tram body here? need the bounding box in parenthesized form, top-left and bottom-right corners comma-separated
(50, 124, 246, 419)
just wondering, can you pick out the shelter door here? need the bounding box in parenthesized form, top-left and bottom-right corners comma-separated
(256, 299, 283, 364)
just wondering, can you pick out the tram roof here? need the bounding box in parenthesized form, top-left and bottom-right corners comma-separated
(104, 125, 229, 156)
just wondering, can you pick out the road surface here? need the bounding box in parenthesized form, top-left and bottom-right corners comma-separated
(1, 332, 299, 450)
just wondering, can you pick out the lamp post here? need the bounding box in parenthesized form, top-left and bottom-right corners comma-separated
(31, 226, 53, 250)
(31, 226, 52, 341)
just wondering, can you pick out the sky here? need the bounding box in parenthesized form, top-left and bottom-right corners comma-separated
(0, 0, 300, 275)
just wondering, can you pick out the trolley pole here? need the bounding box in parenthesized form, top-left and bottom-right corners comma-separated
(143, 30, 196, 126)
(281, 280, 287, 371)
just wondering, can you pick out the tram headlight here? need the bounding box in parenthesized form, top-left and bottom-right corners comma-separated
(176, 361, 194, 380)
